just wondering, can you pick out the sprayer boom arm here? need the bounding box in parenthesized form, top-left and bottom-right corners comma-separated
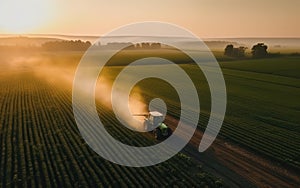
(132, 113, 148, 116)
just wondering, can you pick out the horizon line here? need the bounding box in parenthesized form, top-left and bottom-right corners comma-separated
(1, 33, 300, 39)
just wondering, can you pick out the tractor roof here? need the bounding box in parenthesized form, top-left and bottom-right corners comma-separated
(149, 111, 164, 117)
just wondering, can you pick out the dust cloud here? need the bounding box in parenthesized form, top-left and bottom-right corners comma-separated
(96, 70, 148, 131)
(0, 51, 147, 130)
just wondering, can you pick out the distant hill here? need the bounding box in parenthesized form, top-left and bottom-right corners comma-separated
(0, 36, 63, 47)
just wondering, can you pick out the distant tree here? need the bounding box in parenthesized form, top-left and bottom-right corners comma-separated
(224, 44, 246, 58)
(251, 43, 268, 58)
(42, 40, 91, 51)
(135, 43, 141, 48)
(141, 42, 150, 49)
(132, 42, 161, 49)
(224, 44, 234, 56)
(236, 46, 247, 57)
(150, 43, 161, 49)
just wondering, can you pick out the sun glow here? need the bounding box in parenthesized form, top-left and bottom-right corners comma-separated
(0, 0, 53, 33)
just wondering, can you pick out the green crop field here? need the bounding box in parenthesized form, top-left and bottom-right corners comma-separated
(0, 48, 299, 187)
(0, 51, 223, 187)
(217, 58, 299, 167)
(98, 50, 300, 168)
(121, 55, 300, 168)
(219, 57, 300, 167)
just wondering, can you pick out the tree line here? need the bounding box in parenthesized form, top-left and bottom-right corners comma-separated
(224, 43, 268, 58)
(42, 40, 92, 51)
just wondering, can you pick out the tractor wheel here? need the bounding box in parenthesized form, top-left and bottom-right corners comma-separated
(167, 128, 172, 137)
(154, 129, 162, 140)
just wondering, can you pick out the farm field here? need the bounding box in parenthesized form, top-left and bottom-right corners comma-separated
(129, 56, 300, 168)
(99, 50, 300, 186)
(0, 0, 299, 187)
(97, 48, 300, 169)
(0, 49, 299, 187)
(0, 51, 223, 187)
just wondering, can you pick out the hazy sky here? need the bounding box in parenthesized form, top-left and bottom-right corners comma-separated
(0, 0, 299, 38)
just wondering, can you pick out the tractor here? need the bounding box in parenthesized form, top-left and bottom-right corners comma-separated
(134, 111, 172, 140)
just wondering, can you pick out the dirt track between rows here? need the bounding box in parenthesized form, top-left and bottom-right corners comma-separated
(164, 115, 300, 188)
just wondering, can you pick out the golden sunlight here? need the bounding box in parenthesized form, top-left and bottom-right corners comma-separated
(0, 0, 53, 33)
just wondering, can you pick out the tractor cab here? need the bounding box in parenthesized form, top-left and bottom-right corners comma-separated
(143, 111, 172, 140)
(144, 111, 164, 131)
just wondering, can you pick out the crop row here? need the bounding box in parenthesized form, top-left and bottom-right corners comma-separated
(0, 72, 222, 187)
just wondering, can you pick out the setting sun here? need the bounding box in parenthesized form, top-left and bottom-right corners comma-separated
(0, 0, 53, 33)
